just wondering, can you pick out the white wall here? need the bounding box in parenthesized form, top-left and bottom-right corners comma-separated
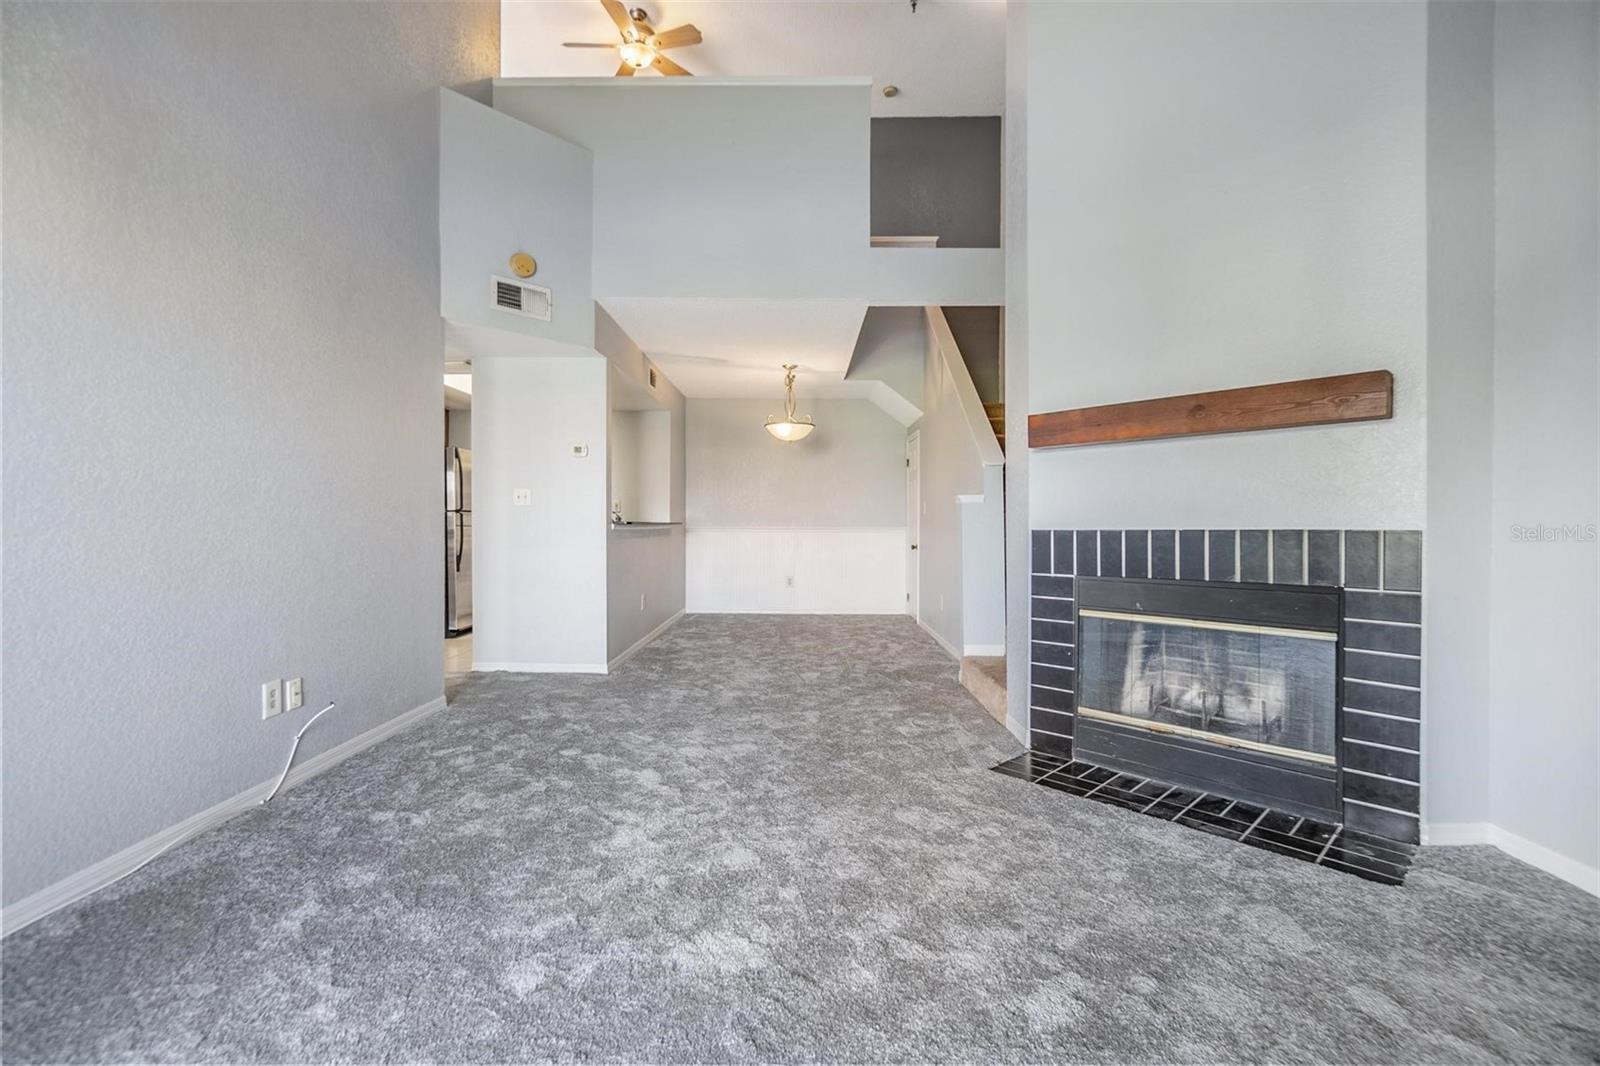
(1023, 1, 1428, 532)
(609, 409, 642, 521)
(847, 307, 926, 413)
(0, 0, 498, 909)
(911, 310, 1005, 658)
(685, 398, 906, 613)
(440, 90, 593, 351)
(1486, 0, 1598, 876)
(473, 356, 611, 671)
(1002, 0, 1033, 741)
(494, 81, 868, 301)
(491, 80, 1004, 309)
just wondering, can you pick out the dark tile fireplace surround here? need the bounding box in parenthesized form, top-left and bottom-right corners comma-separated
(1021, 528, 1423, 858)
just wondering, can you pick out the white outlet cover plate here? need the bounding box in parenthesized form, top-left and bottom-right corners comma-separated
(261, 680, 282, 720)
(512, 489, 532, 506)
(286, 677, 303, 711)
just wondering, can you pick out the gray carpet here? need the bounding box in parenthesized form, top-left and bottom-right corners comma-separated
(4, 615, 1597, 1063)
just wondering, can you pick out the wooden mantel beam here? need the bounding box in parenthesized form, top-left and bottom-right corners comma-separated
(1028, 370, 1394, 449)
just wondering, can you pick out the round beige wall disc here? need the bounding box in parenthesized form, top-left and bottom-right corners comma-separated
(510, 252, 537, 278)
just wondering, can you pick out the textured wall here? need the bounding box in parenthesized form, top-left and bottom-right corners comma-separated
(1487, 0, 1599, 872)
(495, 82, 870, 301)
(1, 0, 499, 905)
(1023, 1, 1428, 532)
(871, 117, 1002, 248)
(440, 89, 593, 349)
(1423, 0, 1495, 831)
(686, 400, 906, 528)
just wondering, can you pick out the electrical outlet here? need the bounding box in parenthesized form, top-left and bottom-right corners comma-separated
(286, 677, 304, 711)
(512, 488, 531, 506)
(261, 680, 282, 720)
(786, 576, 795, 588)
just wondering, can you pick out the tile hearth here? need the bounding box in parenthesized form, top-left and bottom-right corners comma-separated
(991, 751, 1417, 885)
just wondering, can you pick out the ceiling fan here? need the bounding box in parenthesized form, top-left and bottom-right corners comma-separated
(563, 0, 703, 77)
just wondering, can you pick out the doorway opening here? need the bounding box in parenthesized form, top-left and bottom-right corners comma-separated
(444, 364, 472, 701)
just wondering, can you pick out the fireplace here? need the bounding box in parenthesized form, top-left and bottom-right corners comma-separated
(1029, 528, 1424, 845)
(1072, 577, 1343, 821)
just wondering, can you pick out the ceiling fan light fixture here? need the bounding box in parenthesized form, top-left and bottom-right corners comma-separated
(764, 364, 816, 442)
(619, 40, 656, 68)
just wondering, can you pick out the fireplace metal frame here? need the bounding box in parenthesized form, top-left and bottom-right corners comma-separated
(1073, 576, 1346, 823)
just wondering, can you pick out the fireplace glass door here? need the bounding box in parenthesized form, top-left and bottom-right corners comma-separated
(1078, 610, 1337, 764)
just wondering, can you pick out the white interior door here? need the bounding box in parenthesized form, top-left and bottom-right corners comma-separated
(906, 432, 920, 619)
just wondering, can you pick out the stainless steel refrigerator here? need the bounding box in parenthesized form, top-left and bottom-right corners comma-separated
(445, 446, 472, 636)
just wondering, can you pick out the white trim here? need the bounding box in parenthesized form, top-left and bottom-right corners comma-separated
(495, 75, 872, 89)
(963, 643, 1006, 656)
(1425, 821, 1491, 846)
(473, 661, 608, 673)
(687, 608, 905, 616)
(1426, 823, 1600, 897)
(2, 694, 449, 937)
(918, 618, 961, 661)
(607, 610, 684, 672)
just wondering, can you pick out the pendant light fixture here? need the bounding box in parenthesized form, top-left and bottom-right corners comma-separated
(764, 364, 815, 442)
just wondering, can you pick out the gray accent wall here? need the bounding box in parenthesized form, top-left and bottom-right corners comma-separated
(1424, 0, 1496, 833)
(1, 0, 499, 906)
(1486, 0, 1598, 872)
(871, 117, 1002, 248)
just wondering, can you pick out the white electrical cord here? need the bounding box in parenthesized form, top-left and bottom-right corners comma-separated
(17, 701, 343, 928)
(260, 701, 337, 805)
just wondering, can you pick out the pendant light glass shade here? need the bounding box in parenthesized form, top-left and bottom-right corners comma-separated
(764, 364, 815, 442)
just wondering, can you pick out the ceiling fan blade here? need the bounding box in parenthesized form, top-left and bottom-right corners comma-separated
(652, 54, 692, 76)
(651, 24, 702, 49)
(600, 0, 636, 37)
(563, 42, 618, 48)
(615, 60, 636, 77)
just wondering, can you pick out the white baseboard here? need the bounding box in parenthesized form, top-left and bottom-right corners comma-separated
(687, 608, 906, 615)
(608, 609, 684, 672)
(1423, 821, 1491, 846)
(2, 694, 449, 938)
(963, 643, 1006, 657)
(1426, 821, 1599, 897)
(473, 662, 608, 673)
(918, 618, 961, 661)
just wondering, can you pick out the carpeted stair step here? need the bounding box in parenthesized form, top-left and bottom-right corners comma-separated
(958, 655, 1007, 725)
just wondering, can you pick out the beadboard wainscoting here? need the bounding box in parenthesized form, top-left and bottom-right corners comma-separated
(686, 527, 907, 614)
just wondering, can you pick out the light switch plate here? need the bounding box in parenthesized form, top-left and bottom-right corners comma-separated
(512, 489, 532, 506)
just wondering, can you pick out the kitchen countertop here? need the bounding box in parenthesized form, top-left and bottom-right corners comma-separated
(609, 521, 682, 534)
